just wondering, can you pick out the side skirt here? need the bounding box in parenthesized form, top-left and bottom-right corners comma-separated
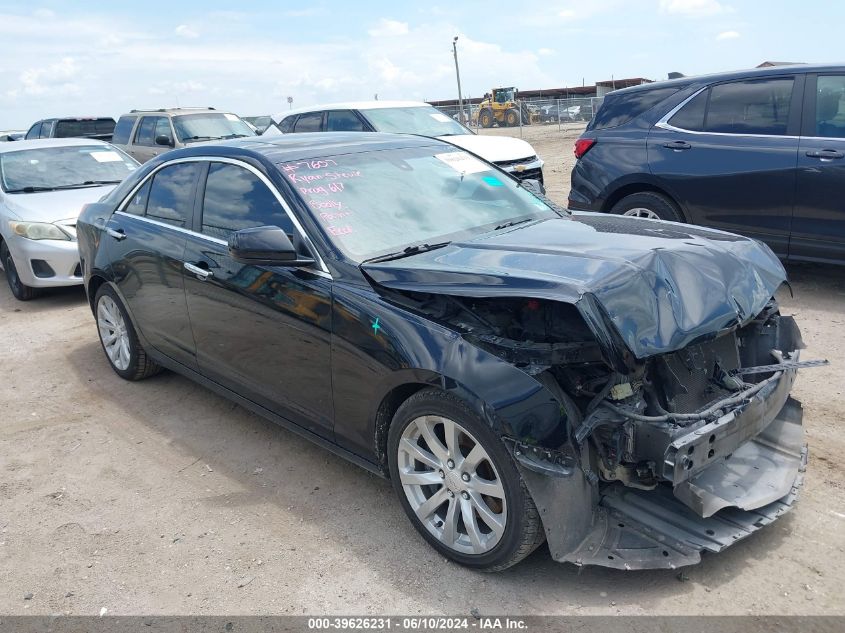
(144, 347, 386, 479)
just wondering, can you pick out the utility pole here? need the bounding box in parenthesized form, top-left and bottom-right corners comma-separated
(452, 36, 465, 124)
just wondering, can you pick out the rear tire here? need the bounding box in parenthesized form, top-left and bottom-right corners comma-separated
(610, 191, 683, 223)
(1, 241, 38, 301)
(387, 388, 545, 571)
(94, 284, 162, 381)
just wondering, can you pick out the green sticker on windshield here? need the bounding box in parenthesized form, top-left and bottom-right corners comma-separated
(482, 176, 503, 187)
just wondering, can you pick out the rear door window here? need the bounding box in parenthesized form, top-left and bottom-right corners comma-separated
(705, 78, 794, 135)
(112, 116, 138, 145)
(145, 162, 201, 228)
(590, 87, 681, 130)
(293, 112, 323, 133)
(813, 75, 845, 138)
(326, 110, 365, 132)
(668, 90, 708, 131)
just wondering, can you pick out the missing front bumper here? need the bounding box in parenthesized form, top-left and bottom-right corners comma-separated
(517, 396, 806, 570)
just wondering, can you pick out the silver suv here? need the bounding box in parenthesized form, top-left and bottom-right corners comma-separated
(110, 107, 255, 163)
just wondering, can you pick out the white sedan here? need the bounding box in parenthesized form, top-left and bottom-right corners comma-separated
(0, 138, 138, 300)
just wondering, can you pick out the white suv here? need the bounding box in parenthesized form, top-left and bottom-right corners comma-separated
(265, 101, 544, 187)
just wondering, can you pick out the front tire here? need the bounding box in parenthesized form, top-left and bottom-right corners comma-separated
(1, 241, 38, 301)
(610, 191, 683, 222)
(387, 389, 544, 571)
(94, 284, 162, 381)
(504, 109, 519, 127)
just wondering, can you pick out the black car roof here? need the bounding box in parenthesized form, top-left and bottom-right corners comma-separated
(611, 63, 844, 96)
(172, 132, 445, 163)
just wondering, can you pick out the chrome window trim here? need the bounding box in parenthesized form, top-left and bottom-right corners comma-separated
(655, 85, 800, 140)
(115, 155, 331, 277)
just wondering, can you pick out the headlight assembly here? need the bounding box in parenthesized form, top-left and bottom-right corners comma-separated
(9, 221, 71, 241)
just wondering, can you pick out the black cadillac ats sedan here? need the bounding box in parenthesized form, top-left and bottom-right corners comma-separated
(77, 133, 818, 571)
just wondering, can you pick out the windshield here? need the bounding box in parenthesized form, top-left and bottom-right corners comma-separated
(364, 106, 471, 137)
(0, 145, 138, 192)
(280, 146, 556, 261)
(172, 113, 256, 142)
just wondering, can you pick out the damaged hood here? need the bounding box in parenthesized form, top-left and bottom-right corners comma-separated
(361, 213, 786, 360)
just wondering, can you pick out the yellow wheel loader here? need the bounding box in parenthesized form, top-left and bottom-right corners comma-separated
(473, 87, 538, 128)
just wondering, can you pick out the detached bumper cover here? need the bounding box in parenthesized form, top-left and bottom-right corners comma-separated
(533, 396, 805, 570)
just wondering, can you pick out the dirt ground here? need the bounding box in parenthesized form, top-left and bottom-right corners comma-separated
(1, 125, 844, 616)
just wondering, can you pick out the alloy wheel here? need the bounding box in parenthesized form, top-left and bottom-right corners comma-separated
(623, 207, 660, 219)
(397, 415, 507, 555)
(97, 295, 131, 371)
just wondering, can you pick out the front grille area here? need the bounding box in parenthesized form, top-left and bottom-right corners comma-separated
(509, 167, 543, 183)
(495, 155, 537, 169)
(656, 333, 741, 413)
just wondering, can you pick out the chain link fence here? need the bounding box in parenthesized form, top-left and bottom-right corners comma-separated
(433, 97, 603, 135)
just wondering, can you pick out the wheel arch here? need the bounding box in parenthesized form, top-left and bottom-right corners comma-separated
(370, 364, 565, 477)
(86, 273, 109, 314)
(602, 181, 687, 222)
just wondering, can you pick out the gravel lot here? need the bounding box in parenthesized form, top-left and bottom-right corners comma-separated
(1, 124, 844, 615)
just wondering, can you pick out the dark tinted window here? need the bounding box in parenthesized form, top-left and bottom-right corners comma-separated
(25, 123, 41, 140)
(123, 179, 151, 216)
(668, 90, 708, 131)
(40, 120, 55, 137)
(135, 117, 159, 146)
(815, 75, 845, 138)
(326, 110, 365, 132)
(201, 163, 291, 240)
(278, 117, 295, 133)
(705, 78, 793, 135)
(54, 118, 115, 138)
(293, 112, 323, 133)
(112, 116, 138, 144)
(145, 162, 200, 227)
(590, 87, 681, 130)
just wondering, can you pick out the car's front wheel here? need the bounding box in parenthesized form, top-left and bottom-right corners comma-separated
(610, 191, 683, 222)
(94, 284, 162, 381)
(387, 389, 544, 571)
(1, 241, 38, 301)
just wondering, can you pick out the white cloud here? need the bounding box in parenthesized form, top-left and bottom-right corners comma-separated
(368, 18, 409, 37)
(659, 0, 732, 16)
(538, 47, 555, 56)
(716, 30, 740, 40)
(174, 24, 199, 39)
(19, 57, 80, 96)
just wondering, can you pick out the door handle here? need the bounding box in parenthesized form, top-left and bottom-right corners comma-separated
(663, 141, 692, 151)
(105, 227, 126, 241)
(184, 262, 213, 279)
(806, 149, 844, 160)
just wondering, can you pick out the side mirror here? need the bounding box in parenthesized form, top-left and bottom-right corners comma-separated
(521, 178, 546, 196)
(228, 225, 315, 267)
(155, 134, 173, 147)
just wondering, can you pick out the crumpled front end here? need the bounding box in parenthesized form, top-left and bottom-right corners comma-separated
(509, 305, 811, 569)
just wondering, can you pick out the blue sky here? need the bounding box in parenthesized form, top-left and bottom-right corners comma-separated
(0, 0, 836, 128)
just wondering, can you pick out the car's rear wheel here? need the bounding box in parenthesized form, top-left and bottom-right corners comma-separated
(611, 191, 683, 222)
(94, 284, 162, 381)
(1, 241, 38, 301)
(387, 389, 544, 571)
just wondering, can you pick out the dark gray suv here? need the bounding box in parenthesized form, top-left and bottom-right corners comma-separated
(569, 64, 845, 264)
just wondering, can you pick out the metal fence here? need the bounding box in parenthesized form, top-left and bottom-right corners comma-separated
(433, 97, 604, 135)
